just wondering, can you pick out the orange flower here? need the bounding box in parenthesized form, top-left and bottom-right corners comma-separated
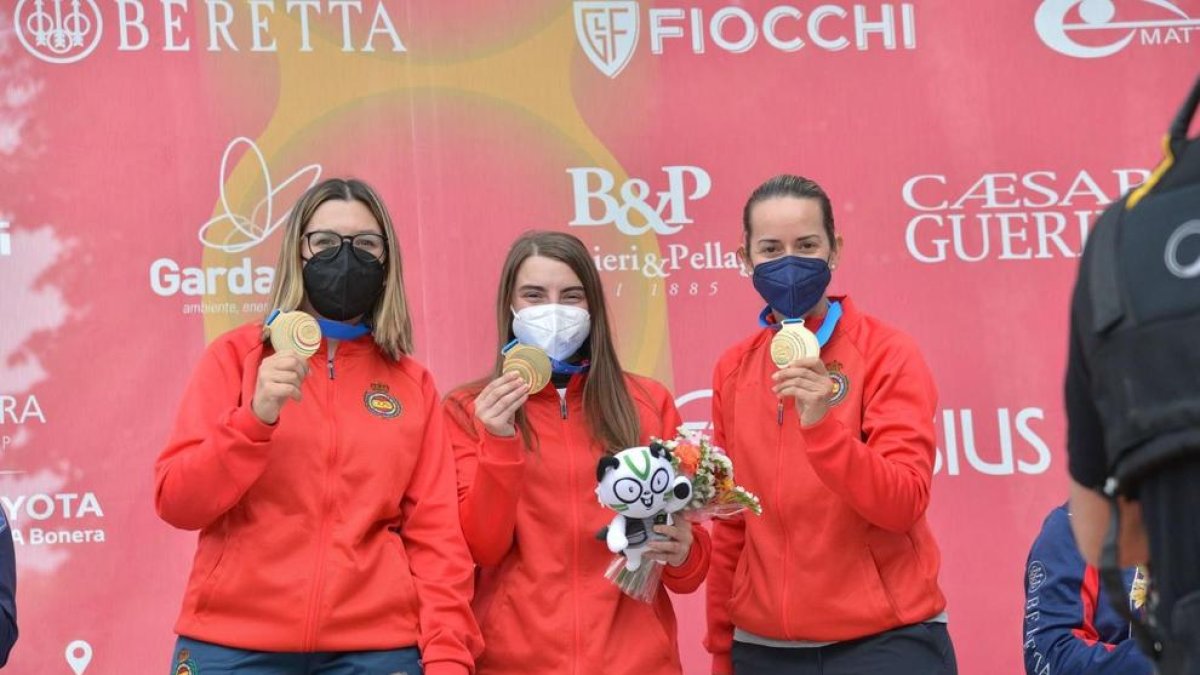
(674, 443, 701, 476)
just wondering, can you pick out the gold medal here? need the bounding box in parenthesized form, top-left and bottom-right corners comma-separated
(771, 322, 820, 368)
(267, 311, 322, 358)
(503, 344, 552, 394)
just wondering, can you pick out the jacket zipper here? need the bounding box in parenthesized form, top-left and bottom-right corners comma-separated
(560, 387, 581, 675)
(776, 393, 793, 639)
(304, 346, 338, 649)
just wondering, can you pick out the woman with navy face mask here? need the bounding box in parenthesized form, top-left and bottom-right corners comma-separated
(155, 178, 481, 675)
(704, 175, 957, 675)
(445, 230, 711, 675)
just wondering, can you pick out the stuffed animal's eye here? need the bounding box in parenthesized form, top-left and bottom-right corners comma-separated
(650, 468, 669, 493)
(614, 478, 642, 504)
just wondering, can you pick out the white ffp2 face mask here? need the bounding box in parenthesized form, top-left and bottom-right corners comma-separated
(511, 304, 591, 361)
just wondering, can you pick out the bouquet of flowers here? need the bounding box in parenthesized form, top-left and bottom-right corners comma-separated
(661, 427, 762, 521)
(597, 429, 761, 602)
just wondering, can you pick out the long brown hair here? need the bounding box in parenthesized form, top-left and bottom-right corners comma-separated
(266, 178, 413, 359)
(449, 231, 641, 453)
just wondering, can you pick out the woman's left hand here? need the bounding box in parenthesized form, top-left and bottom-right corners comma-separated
(645, 521, 694, 567)
(773, 357, 832, 427)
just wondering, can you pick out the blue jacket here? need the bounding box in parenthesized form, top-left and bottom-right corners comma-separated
(0, 510, 15, 666)
(1023, 505, 1151, 675)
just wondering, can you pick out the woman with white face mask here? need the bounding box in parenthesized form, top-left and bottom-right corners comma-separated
(445, 231, 711, 675)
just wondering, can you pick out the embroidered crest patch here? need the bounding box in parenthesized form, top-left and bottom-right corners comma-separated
(364, 383, 402, 419)
(827, 360, 850, 406)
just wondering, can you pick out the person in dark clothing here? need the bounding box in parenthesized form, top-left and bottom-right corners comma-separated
(1023, 504, 1152, 675)
(0, 509, 18, 666)
(1066, 74, 1200, 674)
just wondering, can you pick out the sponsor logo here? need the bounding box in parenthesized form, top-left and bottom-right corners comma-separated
(675, 389, 713, 434)
(902, 169, 1149, 264)
(1027, 560, 1047, 591)
(0, 491, 107, 546)
(934, 407, 1052, 476)
(14, 0, 104, 64)
(568, 166, 711, 237)
(150, 137, 321, 311)
(15, 0, 406, 64)
(1036, 0, 1198, 58)
(575, 1, 917, 78)
(575, 1, 639, 78)
(66, 640, 94, 675)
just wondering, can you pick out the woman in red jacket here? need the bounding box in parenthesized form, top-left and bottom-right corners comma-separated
(704, 175, 957, 675)
(155, 178, 482, 675)
(445, 230, 711, 675)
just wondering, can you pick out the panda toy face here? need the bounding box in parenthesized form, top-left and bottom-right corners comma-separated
(595, 442, 694, 572)
(596, 444, 691, 519)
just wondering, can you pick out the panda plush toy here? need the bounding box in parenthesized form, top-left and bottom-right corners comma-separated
(595, 442, 693, 571)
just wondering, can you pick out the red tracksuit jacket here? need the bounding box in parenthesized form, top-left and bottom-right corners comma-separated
(705, 296, 947, 674)
(447, 373, 711, 675)
(155, 323, 482, 675)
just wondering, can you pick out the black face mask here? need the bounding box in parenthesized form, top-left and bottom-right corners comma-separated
(302, 242, 386, 322)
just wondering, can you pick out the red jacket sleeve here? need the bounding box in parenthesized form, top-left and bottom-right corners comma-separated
(154, 332, 278, 531)
(801, 332, 938, 534)
(704, 355, 745, 675)
(401, 372, 484, 675)
(445, 394, 526, 567)
(662, 522, 711, 594)
(654, 389, 711, 593)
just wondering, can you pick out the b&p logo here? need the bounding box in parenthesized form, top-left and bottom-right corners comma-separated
(567, 166, 711, 236)
(14, 0, 104, 65)
(574, 1, 640, 79)
(569, 166, 740, 279)
(1035, 0, 1198, 58)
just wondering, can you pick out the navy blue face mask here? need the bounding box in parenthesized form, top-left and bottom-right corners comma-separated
(751, 255, 831, 320)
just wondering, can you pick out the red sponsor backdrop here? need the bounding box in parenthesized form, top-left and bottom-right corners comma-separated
(1, 0, 1197, 672)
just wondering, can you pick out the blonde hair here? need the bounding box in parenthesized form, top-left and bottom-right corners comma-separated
(266, 178, 413, 359)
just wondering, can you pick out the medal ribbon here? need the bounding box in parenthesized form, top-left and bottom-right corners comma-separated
(759, 300, 843, 348)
